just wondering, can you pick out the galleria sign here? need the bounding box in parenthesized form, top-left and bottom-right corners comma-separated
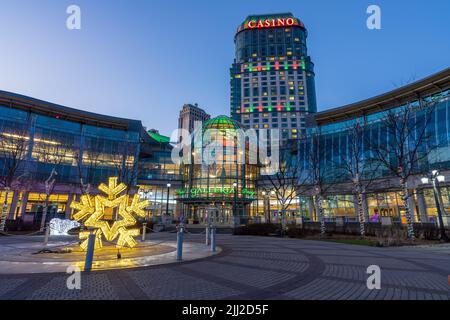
(247, 17, 300, 30)
(177, 187, 256, 198)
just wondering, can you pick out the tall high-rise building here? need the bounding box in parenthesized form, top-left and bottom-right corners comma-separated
(230, 13, 317, 143)
(178, 103, 210, 143)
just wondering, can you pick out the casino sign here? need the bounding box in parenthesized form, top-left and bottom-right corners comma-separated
(237, 16, 305, 33)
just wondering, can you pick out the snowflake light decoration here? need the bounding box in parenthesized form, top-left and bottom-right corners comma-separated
(71, 177, 150, 250)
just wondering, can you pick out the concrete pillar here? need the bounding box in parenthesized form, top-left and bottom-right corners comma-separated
(8, 191, 20, 220)
(19, 192, 29, 219)
(416, 189, 428, 223)
(65, 194, 74, 219)
(308, 197, 315, 221)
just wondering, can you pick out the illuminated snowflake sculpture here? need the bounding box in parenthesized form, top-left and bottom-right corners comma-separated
(70, 177, 150, 250)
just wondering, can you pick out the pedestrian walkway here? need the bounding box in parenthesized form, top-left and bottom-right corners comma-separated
(0, 233, 449, 300)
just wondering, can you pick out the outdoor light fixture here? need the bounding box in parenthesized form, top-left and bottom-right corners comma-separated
(421, 170, 449, 242)
(165, 183, 172, 216)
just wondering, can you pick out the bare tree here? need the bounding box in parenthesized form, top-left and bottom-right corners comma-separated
(265, 147, 305, 231)
(112, 143, 139, 192)
(74, 141, 103, 196)
(36, 140, 71, 231)
(0, 126, 29, 231)
(336, 121, 382, 237)
(369, 102, 436, 240)
(307, 132, 339, 237)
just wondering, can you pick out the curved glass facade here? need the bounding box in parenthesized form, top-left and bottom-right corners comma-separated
(297, 87, 450, 223)
(177, 116, 259, 224)
(0, 96, 141, 225)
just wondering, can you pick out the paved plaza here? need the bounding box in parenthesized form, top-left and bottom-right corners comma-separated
(0, 233, 449, 300)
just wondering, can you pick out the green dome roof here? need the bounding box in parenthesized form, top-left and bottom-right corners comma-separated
(147, 130, 170, 143)
(203, 115, 242, 130)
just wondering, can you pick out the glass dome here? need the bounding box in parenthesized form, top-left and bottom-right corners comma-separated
(203, 115, 242, 131)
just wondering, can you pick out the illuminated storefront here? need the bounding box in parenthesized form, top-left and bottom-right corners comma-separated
(177, 116, 259, 224)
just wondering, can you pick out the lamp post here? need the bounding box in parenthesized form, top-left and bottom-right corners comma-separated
(166, 183, 171, 218)
(421, 170, 449, 242)
(233, 182, 238, 218)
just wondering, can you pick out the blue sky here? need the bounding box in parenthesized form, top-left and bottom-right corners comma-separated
(0, 0, 449, 136)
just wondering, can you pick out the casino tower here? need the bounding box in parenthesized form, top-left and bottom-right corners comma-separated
(230, 13, 317, 143)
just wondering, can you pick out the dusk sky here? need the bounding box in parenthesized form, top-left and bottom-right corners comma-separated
(0, 0, 449, 136)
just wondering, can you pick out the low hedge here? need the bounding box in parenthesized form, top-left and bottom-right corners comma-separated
(233, 223, 282, 236)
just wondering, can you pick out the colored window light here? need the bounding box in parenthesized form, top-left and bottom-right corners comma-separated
(277, 105, 282, 111)
(258, 106, 263, 112)
(266, 62, 271, 71)
(268, 106, 273, 112)
(275, 62, 280, 70)
(284, 62, 289, 70)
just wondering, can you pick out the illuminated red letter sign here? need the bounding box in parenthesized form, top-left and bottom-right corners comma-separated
(246, 17, 298, 30)
(248, 20, 257, 28)
(277, 18, 286, 26)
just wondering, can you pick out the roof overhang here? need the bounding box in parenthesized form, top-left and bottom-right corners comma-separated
(314, 68, 450, 125)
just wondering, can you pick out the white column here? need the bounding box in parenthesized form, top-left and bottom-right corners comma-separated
(308, 197, 315, 221)
(416, 189, 428, 223)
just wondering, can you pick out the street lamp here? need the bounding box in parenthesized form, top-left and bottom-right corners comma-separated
(166, 183, 171, 218)
(421, 170, 449, 242)
(233, 182, 238, 217)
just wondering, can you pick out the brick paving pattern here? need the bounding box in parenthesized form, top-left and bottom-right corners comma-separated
(1, 233, 449, 300)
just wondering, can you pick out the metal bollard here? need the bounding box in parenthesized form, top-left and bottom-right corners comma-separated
(176, 225, 184, 261)
(84, 232, 96, 272)
(142, 222, 147, 242)
(210, 226, 216, 252)
(43, 223, 50, 246)
(206, 225, 210, 246)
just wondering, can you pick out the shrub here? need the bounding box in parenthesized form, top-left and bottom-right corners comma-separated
(233, 223, 282, 236)
(286, 227, 320, 238)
